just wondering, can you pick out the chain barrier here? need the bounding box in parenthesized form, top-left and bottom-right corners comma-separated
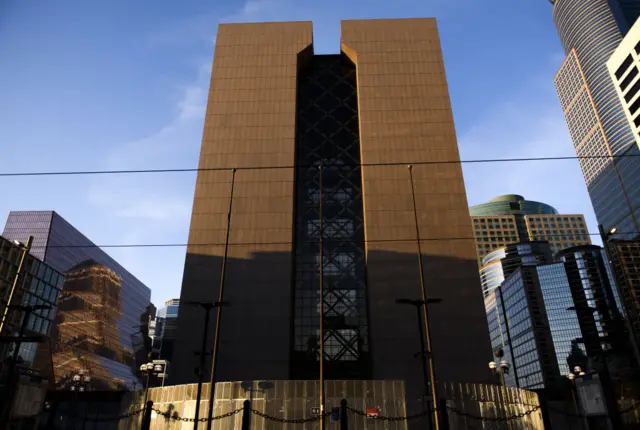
(152, 407, 241, 422)
(346, 406, 430, 421)
(53, 407, 145, 422)
(251, 408, 329, 423)
(445, 404, 541, 422)
(620, 401, 640, 414)
(547, 400, 640, 419)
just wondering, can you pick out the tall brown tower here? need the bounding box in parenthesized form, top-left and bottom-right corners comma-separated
(173, 19, 492, 401)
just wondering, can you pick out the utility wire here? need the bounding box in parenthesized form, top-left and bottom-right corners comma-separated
(1, 153, 639, 177)
(24, 231, 637, 249)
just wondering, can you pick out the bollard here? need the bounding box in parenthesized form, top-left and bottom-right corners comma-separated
(141, 400, 153, 430)
(340, 399, 348, 430)
(242, 400, 251, 430)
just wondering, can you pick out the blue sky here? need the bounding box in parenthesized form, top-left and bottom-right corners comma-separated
(0, 0, 597, 306)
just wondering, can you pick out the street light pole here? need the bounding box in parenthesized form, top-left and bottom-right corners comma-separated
(568, 368, 585, 430)
(396, 298, 442, 416)
(598, 224, 640, 369)
(318, 164, 325, 430)
(189, 302, 215, 430)
(408, 165, 440, 430)
(206, 168, 236, 430)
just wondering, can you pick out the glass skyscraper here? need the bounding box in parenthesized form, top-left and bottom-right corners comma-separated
(2, 211, 151, 390)
(485, 242, 629, 389)
(153, 298, 179, 362)
(550, 0, 640, 236)
(0, 235, 63, 369)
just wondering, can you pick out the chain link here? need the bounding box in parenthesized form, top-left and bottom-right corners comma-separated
(346, 406, 430, 421)
(445, 405, 541, 422)
(251, 408, 329, 423)
(152, 407, 241, 422)
(620, 401, 640, 414)
(54, 407, 145, 422)
(548, 400, 640, 419)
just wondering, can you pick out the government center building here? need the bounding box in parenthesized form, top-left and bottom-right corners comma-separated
(171, 19, 496, 417)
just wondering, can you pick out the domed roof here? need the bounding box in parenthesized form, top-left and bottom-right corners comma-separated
(488, 194, 525, 203)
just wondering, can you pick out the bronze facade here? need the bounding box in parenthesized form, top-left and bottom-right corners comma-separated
(173, 20, 492, 403)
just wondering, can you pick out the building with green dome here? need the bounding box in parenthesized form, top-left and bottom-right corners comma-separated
(470, 195, 591, 266)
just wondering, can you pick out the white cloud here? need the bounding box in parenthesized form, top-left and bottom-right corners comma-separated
(87, 0, 288, 305)
(459, 86, 601, 244)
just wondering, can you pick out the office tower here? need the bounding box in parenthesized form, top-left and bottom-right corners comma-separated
(550, 0, 640, 236)
(479, 241, 554, 296)
(173, 18, 493, 409)
(0, 235, 63, 369)
(609, 238, 640, 346)
(486, 243, 629, 390)
(153, 298, 179, 362)
(607, 17, 640, 150)
(2, 211, 151, 389)
(470, 194, 591, 266)
(485, 264, 563, 389)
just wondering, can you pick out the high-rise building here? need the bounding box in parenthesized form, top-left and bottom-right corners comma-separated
(0, 235, 63, 370)
(173, 19, 493, 410)
(549, 0, 640, 237)
(609, 238, 640, 346)
(2, 211, 151, 389)
(152, 298, 179, 362)
(479, 241, 553, 296)
(607, 17, 640, 150)
(486, 243, 630, 391)
(470, 194, 591, 266)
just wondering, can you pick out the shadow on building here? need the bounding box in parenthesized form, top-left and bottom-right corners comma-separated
(171, 246, 494, 428)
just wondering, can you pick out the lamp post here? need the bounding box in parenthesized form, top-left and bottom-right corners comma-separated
(488, 349, 510, 387)
(407, 164, 442, 430)
(139, 362, 162, 405)
(186, 300, 230, 430)
(598, 224, 640, 369)
(67, 369, 91, 430)
(206, 168, 236, 430)
(395, 298, 442, 417)
(568, 366, 586, 430)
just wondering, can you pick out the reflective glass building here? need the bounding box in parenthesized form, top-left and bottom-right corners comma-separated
(480, 242, 554, 296)
(2, 211, 151, 390)
(0, 235, 63, 369)
(551, 0, 640, 236)
(486, 244, 630, 389)
(153, 298, 179, 362)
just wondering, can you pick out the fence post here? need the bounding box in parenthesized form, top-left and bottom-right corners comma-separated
(242, 400, 251, 430)
(439, 399, 450, 430)
(140, 400, 153, 430)
(340, 399, 348, 430)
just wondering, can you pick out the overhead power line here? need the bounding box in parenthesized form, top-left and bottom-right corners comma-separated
(25, 231, 637, 249)
(0, 153, 639, 177)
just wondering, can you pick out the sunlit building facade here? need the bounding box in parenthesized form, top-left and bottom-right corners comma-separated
(174, 20, 494, 417)
(550, 0, 640, 237)
(2, 211, 151, 390)
(470, 195, 590, 266)
(607, 17, 640, 150)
